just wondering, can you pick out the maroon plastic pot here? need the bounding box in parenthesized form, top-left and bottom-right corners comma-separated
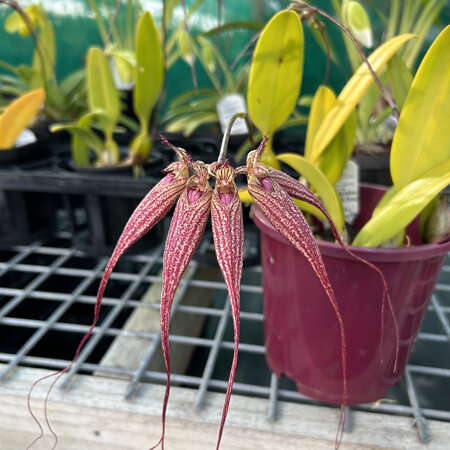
(253, 183, 450, 405)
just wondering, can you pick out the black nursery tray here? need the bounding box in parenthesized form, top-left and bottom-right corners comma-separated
(0, 148, 168, 254)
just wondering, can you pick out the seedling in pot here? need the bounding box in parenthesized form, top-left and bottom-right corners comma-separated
(50, 10, 164, 174)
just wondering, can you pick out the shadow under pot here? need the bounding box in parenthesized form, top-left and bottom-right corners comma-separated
(253, 183, 450, 405)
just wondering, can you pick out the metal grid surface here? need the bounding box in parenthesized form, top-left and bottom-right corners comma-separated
(0, 229, 449, 446)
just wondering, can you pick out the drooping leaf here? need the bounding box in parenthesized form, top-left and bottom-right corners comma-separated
(86, 47, 120, 133)
(51, 120, 104, 163)
(390, 25, 450, 190)
(276, 153, 345, 232)
(134, 11, 164, 132)
(311, 33, 416, 161)
(247, 10, 303, 135)
(0, 88, 45, 149)
(353, 160, 450, 247)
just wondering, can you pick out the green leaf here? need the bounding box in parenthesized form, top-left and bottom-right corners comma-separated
(247, 10, 303, 136)
(276, 153, 345, 232)
(387, 54, 412, 111)
(344, 1, 373, 48)
(317, 109, 356, 184)
(51, 121, 103, 165)
(165, 111, 218, 136)
(201, 21, 264, 37)
(86, 47, 120, 133)
(390, 25, 450, 190)
(305, 85, 336, 161)
(311, 33, 416, 162)
(31, 17, 55, 87)
(353, 160, 450, 247)
(305, 86, 356, 184)
(134, 11, 164, 132)
(4, 5, 41, 37)
(177, 29, 194, 66)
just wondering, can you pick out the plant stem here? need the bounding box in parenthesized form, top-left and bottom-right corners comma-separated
(105, 0, 123, 49)
(218, 112, 253, 164)
(291, 1, 399, 119)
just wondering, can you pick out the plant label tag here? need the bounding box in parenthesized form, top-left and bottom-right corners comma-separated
(217, 94, 248, 135)
(335, 159, 360, 224)
(14, 129, 37, 147)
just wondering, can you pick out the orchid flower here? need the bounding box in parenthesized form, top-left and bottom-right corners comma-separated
(29, 134, 397, 450)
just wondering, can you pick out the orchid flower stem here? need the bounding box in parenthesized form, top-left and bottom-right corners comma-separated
(105, 0, 122, 49)
(218, 112, 253, 165)
(291, 1, 399, 119)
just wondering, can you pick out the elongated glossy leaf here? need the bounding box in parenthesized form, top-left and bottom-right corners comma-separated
(391, 25, 450, 190)
(353, 160, 450, 247)
(247, 11, 303, 135)
(311, 33, 416, 161)
(87, 47, 120, 132)
(0, 88, 45, 149)
(134, 11, 164, 130)
(277, 153, 345, 232)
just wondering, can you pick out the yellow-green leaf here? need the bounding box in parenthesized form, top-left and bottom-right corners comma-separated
(390, 25, 450, 190)
(317, 109, 356, 184)
(0, 88, 45, 149)
(31, 18, 55, 87)
(4, 5, 41, 37)
(305, 85, 336, 161)
(353, 160, 450, 247)
(247, 11, 303, 136)
(177, 29, 194, 66)
(343, 0, 373, 48)
(87, 47, 120, 133)
(311, 33, 416, 162)
(305, 85, 356, 184)
(277, 153, 345, 232)
(134, 11, 164, 131)
(387, 54, 412, 111)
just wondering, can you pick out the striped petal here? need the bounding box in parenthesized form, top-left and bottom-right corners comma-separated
(155, 163, 213, 449)
(211, 162, 244, 449)
(268, 166, 399, 370)
(246, 143, 347, 443)
(89, 146, 191, 359)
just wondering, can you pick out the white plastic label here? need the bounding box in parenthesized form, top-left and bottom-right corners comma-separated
(335, 159, 360, 224)
(14, 129, 37, 147)
(216, 93, 248, 135)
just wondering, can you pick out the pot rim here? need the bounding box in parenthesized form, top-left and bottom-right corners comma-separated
(253, 186, 450, 263)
